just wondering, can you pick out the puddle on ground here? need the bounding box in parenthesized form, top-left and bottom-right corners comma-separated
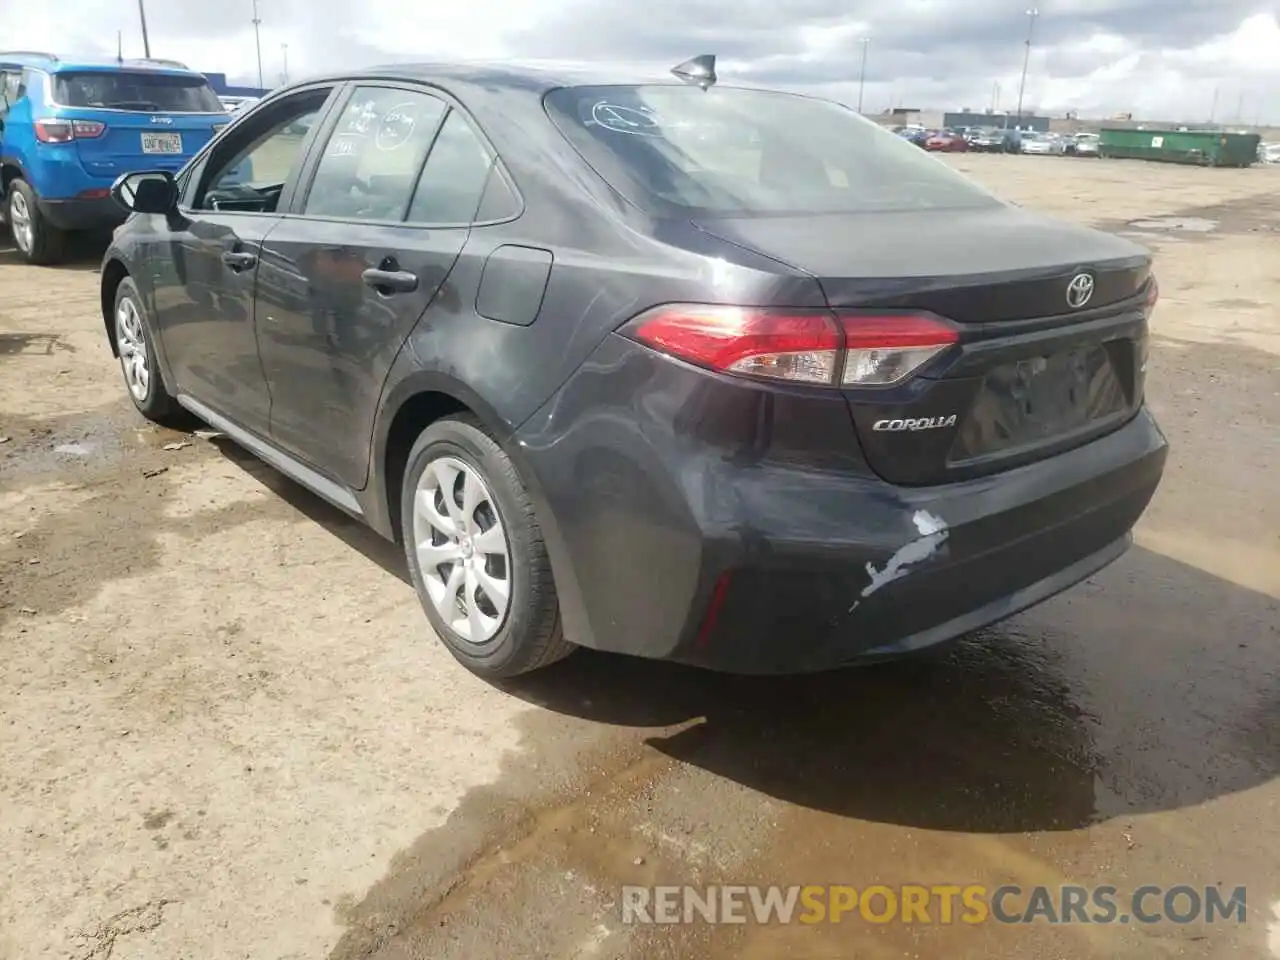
(53, 441, 96, 457)
(0, 405, 190, 486)
(1127, 216, 1218, 232)
(1116, 231, 1183, 243)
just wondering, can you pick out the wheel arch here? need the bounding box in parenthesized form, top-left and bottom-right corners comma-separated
(369, 371, 518, 543)
(100, 258, 130, 357)
(0, 161, 27, 197)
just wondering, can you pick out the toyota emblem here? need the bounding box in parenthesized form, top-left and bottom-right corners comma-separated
(1066, 272, 1095, 309)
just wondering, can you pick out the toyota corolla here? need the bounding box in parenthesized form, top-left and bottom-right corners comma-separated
(99, 56, 1167, 678)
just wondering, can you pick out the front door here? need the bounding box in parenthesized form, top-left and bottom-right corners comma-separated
(256, 85, 496, 488)
(154, 86, 336, 435)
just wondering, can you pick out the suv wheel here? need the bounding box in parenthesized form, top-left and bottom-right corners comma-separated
(6, 179, 66, 265)
(401, 415, 573, 678)
(113, 276, 192, 428)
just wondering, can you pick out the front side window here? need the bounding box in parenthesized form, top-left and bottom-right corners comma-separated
(194, 89, 330, 213)
(53, 71, 223, 112)
(545, 85, 1001, 216)
(303, 87, 447, 221)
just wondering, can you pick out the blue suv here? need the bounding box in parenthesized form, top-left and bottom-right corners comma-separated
(0, 52, 229, 264)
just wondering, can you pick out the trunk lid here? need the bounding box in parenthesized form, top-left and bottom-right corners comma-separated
(693, 207, 1153, 485)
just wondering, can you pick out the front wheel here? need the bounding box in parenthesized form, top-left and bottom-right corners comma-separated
(6, 179, 66, 265)
(113, 276, 193, 428)
(401, 415, 573, 678)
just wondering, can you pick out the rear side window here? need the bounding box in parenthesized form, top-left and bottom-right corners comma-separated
(303, 87, 448, 221)
(53, 71, 223, 112)
(545, 85, 1000, 216)
(0, 71, 21, 113)
(405, 111, 494, 224)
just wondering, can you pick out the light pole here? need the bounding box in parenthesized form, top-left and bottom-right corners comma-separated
(281, 43, 289, 85)
(1014, 7, 1038, 122)
(251, 0, 264, 89)
(137, 0, 152, 58)
(856, 37, 871, 114)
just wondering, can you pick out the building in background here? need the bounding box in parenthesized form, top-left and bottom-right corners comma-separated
(944, 110, 1050, 132)
(878, 107, 945, 128)
(202, 71, 269, 99)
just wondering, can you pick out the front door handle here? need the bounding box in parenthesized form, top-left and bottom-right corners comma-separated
(362, 268, 418, 294)
(221, 250, 258, 271)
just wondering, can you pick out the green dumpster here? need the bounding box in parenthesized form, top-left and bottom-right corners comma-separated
(1098, 128, 1260, 167)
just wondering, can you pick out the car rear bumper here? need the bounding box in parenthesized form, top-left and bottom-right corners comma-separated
(37, 196, 126, 231)
(515, 336, 1169, 675)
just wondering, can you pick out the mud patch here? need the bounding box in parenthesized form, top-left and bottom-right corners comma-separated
(0, 332, 75, 357)
(1128, 216, 1218, 233)
(0, 401, 190, 488)
(1102, 192, 1280, 242)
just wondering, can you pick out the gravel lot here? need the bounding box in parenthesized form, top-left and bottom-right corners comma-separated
(1, 153, 1277, 960)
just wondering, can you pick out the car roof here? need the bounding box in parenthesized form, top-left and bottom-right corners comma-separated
(0, 51, 200, 77)
(299, 60, 707, 96)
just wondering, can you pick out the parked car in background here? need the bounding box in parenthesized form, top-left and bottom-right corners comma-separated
(925, 129, 968, 152)
(1067, 133, 1100, 157)
(0, 51, 229, 264)
(219, 95, 260, 115)
(1021, 131, 1065, 156)
(100, 57, 1166, 679)
(1257, 140, 1280, 164)
(896, 125, 930, 148)
(969, 126, 1021, 153)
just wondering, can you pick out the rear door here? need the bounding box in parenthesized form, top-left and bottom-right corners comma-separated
(51, 69, 227, 180)
(257, 83, 496, 488)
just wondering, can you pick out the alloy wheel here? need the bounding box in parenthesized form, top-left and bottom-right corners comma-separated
(9, 190, 33, 255)
(115, 296, 151, 402)
(413, 455, 512, 644)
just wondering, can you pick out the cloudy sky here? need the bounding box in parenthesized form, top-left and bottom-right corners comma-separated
(13, 0, 1280, 123)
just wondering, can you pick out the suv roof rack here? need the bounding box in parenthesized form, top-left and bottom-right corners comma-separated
(127, 57, 190, 69)
(0, 51, 58, 62)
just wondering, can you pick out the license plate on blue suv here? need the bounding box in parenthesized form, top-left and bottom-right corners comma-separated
(141, 132, 182, 154)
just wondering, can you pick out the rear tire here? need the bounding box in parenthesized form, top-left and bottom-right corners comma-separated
(113, 276, 194, 429)
(401, 415, 573, 678)
(6, 179, 66, 266)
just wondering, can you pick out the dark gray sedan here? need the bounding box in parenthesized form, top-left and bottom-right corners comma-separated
(99, 57, 1167, 678)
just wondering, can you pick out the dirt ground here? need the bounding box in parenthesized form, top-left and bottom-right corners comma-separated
(1, 154, 1278, 960)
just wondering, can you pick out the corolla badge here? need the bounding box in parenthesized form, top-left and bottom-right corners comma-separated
(1066, 272, 1095, 309)
(872, 415, 958, 432)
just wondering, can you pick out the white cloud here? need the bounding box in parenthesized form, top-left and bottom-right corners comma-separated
(6, 1, 1280, 123)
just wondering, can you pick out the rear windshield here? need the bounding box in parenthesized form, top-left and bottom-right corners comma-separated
(544, 85, 1000, 216)
(54, 71, 223, 112)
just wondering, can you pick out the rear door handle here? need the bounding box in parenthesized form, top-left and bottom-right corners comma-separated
(362, 268, 418, 293)
(221, 250, 258, 271)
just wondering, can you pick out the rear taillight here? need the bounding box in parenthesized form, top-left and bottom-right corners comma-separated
(33, 119, 105, 143)
(621, 305, 958, 388)
(839, 313, 959, 386)
(1144, 274, 1159, 313)
(625, 305, 841, 384)
(34, 119, 74, 143)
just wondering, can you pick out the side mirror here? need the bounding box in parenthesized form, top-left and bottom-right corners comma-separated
(111, 170, 178, 215)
